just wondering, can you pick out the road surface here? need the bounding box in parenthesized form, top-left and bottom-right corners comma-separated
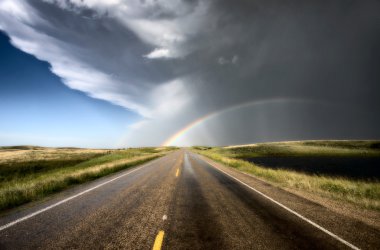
(0, 150, 379, 249)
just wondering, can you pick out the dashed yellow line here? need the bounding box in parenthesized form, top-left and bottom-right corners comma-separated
(175, 168, 180, 177)
(152, 230, 165, 250)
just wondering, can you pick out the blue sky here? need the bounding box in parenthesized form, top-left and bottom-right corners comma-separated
(0, 32, 139, 148)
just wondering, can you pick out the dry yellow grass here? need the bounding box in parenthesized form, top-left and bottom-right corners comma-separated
(0, 147, 109, 164)
(223, 140, 380, 157)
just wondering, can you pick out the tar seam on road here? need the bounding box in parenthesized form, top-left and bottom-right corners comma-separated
(0, 161, 155, 232)
(152, 230, 165, 250)
(204, 158, 361, 250)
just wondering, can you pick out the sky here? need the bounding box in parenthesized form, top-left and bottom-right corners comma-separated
(0, 0, 379, 148)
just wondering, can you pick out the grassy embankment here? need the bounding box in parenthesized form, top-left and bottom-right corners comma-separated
(192, 141, 380, 210)
(0, 146, 176, 211)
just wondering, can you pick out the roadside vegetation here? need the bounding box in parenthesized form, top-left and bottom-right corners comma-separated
(192, 141, 380, 210)
(0, 146, 176, 211)
(220, 140, 380, 158)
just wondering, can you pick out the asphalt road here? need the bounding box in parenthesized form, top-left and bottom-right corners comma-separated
(0, 150, 379, 249)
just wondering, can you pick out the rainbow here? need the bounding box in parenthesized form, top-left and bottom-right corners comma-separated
(161, 98, 309, 146)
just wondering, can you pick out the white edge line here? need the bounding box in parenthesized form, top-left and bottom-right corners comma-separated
(0, 160, 155, 232)
(200, 156, 361, 250)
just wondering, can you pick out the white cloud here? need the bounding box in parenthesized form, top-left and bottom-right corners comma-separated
(144, 48, 174, 59)
(41, 0, 209, 58)
(0, 0, 31, 23)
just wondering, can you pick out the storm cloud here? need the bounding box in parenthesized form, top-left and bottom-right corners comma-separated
(1, 0, 379, 146)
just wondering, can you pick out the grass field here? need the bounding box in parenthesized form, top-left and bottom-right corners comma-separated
(0, 146, 176, 211)
(192, 140, 380, 210)
(223, 140, 380, 157)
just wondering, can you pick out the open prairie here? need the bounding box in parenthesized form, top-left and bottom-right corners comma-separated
(0, 146, 176, 211)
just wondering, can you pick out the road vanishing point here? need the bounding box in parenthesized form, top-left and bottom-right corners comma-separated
(0, 150, 379, 249)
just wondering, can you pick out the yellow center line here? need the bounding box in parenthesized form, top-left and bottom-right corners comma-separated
(175, 168, 180, 177)
(152, 230, 165, 250)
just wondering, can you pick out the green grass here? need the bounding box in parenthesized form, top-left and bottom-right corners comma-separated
(192, 141, 380, 210)
(0, 147, 176, 211)
(0, 153, 105, 182)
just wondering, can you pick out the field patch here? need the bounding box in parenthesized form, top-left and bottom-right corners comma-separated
(0, 146, 177, 212)
(192, 140, 380, 210)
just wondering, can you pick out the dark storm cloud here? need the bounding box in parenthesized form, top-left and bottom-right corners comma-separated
(182, 0, 380, 103)
(1, 0, 379, 146)
(162, 0, 380, 145)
